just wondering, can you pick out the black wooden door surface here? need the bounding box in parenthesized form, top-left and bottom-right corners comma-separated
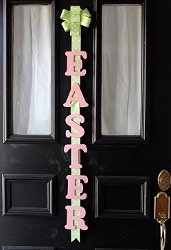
(0, 0, 171, 249)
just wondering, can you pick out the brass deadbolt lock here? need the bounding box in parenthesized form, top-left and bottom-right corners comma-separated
(158, 169, 171, 192)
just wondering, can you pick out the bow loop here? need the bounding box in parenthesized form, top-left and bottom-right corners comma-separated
(60, 9, 70, 21)
(60, 9, 70, 32)
(60, 6, 91, 36)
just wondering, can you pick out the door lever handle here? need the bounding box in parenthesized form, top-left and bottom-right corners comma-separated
(160, 223, 166, 250)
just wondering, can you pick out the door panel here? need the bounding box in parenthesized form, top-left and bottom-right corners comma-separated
(2, 174, 56, 216)
(95, 176, 149, 219)
(3, 0, 58, 143)
(12, 4, 53, 136)
(93, 0, 148, 144)
(101, 4, 143, 137)
(0, 0, 171, 249)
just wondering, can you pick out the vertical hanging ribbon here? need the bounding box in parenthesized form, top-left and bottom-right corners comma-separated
(60, 6, 91, 242)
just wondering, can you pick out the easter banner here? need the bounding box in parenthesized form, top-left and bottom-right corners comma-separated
(60, 6, 91, 242)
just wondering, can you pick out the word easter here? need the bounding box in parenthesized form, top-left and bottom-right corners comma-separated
(64, 51, 88, 231)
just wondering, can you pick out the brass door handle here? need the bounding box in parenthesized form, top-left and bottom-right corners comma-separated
(154, 170, 171, 250)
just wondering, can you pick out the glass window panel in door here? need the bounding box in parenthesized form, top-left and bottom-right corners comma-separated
(12, 4, 54, 136)
(101, 4, 145, 136)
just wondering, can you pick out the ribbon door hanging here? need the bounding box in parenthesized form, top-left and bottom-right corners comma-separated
(60, 6, 91, 242)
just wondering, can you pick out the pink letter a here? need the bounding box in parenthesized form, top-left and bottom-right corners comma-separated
(63, 83, 88, 108)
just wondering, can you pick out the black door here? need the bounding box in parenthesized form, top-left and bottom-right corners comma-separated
(0, 0, 171, 249)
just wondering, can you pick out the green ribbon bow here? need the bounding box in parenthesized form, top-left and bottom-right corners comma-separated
(60, 6, 91, 36)
(61, 6, 91, 243)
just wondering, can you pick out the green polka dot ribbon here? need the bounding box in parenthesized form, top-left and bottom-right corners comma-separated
(60, 6, 91, 242)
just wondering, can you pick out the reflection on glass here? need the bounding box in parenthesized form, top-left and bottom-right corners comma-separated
(101, 5, 143, 136)
(12, 4, 53, 135)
